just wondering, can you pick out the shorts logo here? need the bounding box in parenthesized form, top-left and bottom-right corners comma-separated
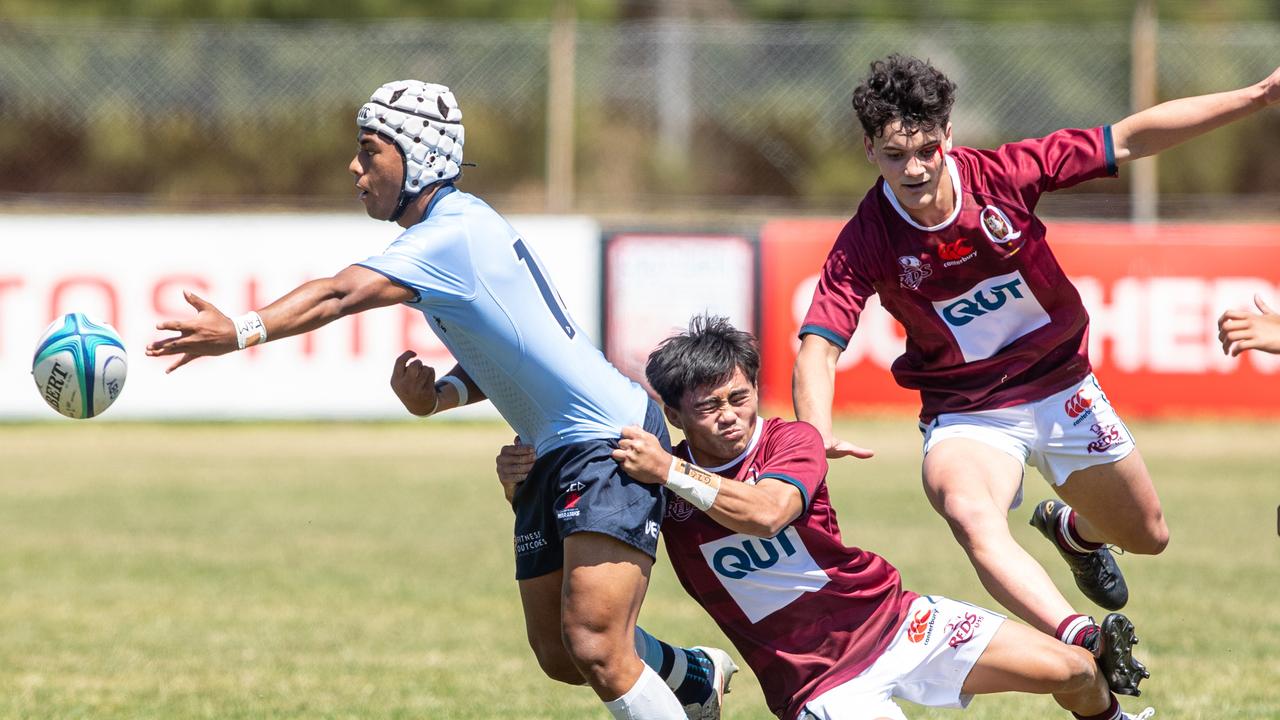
(644, 520, 660, 538)
(514, 530, 548, 556)
(1087, 423, 1125, 454)
(898, 256, 933, 290)
(907, 609, 935, 644)
(1064, 390, 1095, 426)
(699, 527, 830, 623)
(557, 481, 586, 519)
(944, 611, 985, 649)
(938, 238, 977, 267)
(932, 270, 1051, 363)
(980, 205, 1024, 255)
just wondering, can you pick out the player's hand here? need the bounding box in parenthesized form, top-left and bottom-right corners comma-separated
(1261, 65, 1280, 106)
(611, 426, 670, 484)
(144, 290, 236, 373)
(496, 437, 536, 508)
(826, 437, 875, 460)
(390, 350, 438, 416)
(1217, 294, 1280, 356)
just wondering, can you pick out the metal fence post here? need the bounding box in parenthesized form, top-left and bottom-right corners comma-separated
(547, 0, 577, 212)
(1131, 0, 1159, 224)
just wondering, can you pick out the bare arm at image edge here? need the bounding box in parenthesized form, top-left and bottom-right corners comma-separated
(1111, 65, 1280, 164)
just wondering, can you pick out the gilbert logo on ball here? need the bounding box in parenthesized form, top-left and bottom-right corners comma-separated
(31, 313, 128, 419)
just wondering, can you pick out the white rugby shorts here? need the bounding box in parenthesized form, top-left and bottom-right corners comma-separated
(921, 373, 1136, 506)
(800, 595, 1004, 720)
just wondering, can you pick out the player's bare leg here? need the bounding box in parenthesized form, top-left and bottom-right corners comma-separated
(1054, 449, 1168, 556)
(963, 620, 1153, 718)
(922, 439, 1077, 634)
(560, 532, 651, 696)
(518, 568, 586, 685)
(518, 541, 730, 718)
(962, 620, 1106, 711)
(1030, 449, 1165, 613)
(560, 531, 686, 716)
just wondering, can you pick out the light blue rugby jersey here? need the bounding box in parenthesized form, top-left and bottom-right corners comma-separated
(357, 186, 649, 455)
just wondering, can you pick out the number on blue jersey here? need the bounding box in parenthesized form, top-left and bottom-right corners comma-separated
(513, 238, 575, 338)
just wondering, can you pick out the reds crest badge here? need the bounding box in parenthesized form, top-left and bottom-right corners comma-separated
(898, 255, 933, 290)
(667, 496, 696, 521)
(979, 205, 1025, 255)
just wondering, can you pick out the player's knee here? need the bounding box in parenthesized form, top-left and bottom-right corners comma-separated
(560, 622, 624, 678)
(1137, 516, 1169, 555)
(936, 492, 1002, 543)
(1052, 645, 1099, 693)
(527, 634, 584, 685)
(1119, 513, 1169, 555)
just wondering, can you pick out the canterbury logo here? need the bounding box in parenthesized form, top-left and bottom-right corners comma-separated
(1064, 390, 1094, 419)
(938, 238, 974, 261)
(906, 609, 932, 643)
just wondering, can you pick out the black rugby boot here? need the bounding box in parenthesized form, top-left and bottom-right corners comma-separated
(1095, 612, 1150, 696)
(1030, 499, 1129, 611)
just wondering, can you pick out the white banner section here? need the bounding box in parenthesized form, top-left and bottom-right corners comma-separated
(0, 214, 601, 419)
(605, 234, 755, 390)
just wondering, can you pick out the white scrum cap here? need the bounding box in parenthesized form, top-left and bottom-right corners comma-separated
(357, 80, 465, 195)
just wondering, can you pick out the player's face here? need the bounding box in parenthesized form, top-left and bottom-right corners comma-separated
(672, 367, 758, 468)
(865, 121, 953, 223)
(349, 131, 404, 220)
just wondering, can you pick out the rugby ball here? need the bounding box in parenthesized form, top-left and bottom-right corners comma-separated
(31, 313, 128, 419)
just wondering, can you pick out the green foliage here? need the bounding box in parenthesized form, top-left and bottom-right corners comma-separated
(740, 0, 1280, 23)
(0, 0, 621, 21)
(0, 13, 1275, 209)
(9, 0, 1275, 22)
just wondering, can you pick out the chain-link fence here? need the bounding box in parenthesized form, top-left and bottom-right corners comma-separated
(0, 18, 1275, 216)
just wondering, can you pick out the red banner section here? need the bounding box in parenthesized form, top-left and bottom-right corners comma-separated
(760, 220, 1280, 417)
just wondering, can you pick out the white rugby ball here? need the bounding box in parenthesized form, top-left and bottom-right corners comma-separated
(31, 313, 128, 419)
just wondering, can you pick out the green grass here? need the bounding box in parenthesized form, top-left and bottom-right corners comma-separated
(1, 418, 1277, 719)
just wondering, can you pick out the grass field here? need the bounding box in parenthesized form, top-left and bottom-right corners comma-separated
(2, 418, 1278, 719)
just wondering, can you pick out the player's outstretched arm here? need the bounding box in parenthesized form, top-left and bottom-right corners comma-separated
(1218, 294, 1280, 356)
(613, 426, 803, 537)
(1111, 65, 1280, 164)
(146, 265, 414, 373)
(793, 334, 874, 461)
(390, 355, 486, 417)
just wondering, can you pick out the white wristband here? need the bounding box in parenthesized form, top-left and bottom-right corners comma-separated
(233, 311, 267, 350)
(436, 375, 469, 407)
(665, 457, 721, 511)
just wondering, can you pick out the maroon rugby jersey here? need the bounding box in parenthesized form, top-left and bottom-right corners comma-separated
(663, 417, 916, 719)
(801, 127, 1118, 420)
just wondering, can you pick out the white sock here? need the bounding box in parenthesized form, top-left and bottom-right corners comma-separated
(603, 664, 686, 719)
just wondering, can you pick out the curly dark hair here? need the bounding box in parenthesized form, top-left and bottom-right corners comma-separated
(852, 54, 957, 139)
(646, 314, 759, 409)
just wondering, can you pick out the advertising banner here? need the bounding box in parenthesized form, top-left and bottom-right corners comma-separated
(605, 233, 756, 391)
(0, 214, 600, 419)
(760, 220, 1280, 417)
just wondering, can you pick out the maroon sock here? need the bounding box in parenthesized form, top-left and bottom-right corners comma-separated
(1073, 694, 1121, 720)
(1056, 613, 1100, 657)
(1056, 508, 1104, 554)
